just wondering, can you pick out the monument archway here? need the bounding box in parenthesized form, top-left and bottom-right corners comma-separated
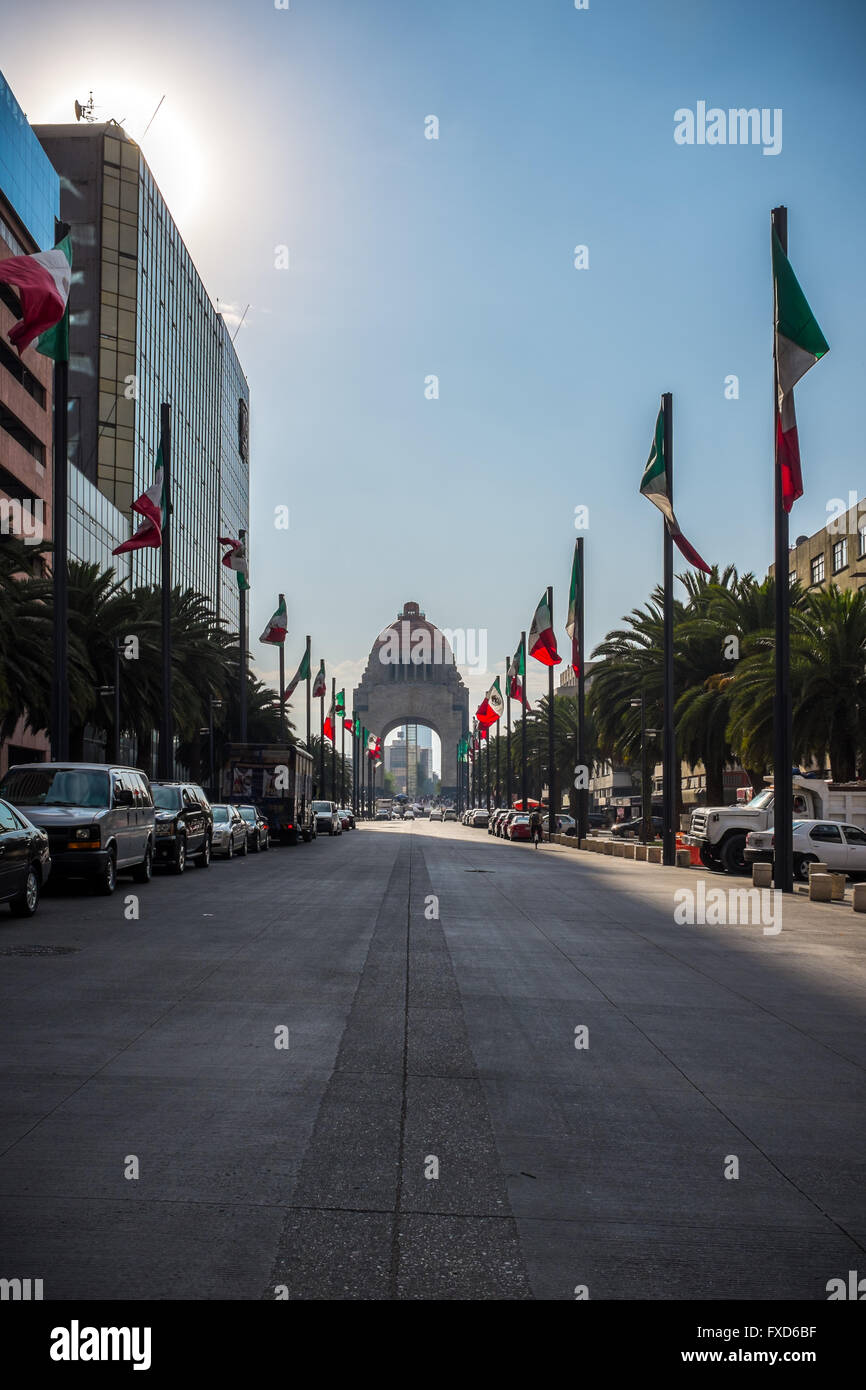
(352, 600, 469, 798)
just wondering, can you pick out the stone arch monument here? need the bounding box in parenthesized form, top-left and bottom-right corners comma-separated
(352, 600, 469, 799)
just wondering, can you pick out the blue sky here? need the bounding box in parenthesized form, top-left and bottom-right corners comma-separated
(3, 0, 865, 719)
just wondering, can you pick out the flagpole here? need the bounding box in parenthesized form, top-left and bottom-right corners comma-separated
(661, 392, 676, 867)
(305, 635, 311, 749)
(772, 206, 793, 894)
(486, 729, 490, 810)
(547, 585, 555, 841)
(50, 218, 71, 761)
(576, 536, 587, 842)
(520, 631, 528, 811)
(157, 402, 173, 780)
(505, 656, 511, 809)
(341, 701, 345, 807)
(239, 528, 248, 742)
(495, 699, 500, 808)
(278, 594, 286, 743)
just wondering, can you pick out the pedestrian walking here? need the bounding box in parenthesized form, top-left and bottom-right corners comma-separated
(529, 807, 543, 847)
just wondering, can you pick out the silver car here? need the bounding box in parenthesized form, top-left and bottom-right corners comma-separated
(211, 804, 248, 859)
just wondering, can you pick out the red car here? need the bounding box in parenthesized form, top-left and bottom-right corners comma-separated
(509, 814, 531, 841)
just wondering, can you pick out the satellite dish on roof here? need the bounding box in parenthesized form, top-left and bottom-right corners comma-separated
(74, 92, 96, 123)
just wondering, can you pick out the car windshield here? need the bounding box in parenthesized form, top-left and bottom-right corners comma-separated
(152, 786, 182, 811)
(745, 789, 774, 810)
(514, 815, 529, 823)
(238, 807, 256, 822)
(312, 801, 332, 812)
(0, 766, 110, 808)
(212, 806, 229, 822)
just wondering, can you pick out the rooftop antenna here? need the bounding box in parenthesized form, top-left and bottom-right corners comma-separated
(73, 91, 96, 122)
(141, 94, 165, 140)
(231, 304, 250, 343)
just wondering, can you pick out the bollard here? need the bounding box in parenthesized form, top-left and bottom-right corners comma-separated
(829, 872, 846, 901)
(676, 848, 692, 869)
(603, 841, 614, 855)
(807, 861, 828, 880)
(647, 846, 663, 864)
(634, 845, 648, 861)
(752, 862, 773, 888)
(624, 843, 637, 860)
(852, 883, 866, 912)
(809, 873, 832, 902)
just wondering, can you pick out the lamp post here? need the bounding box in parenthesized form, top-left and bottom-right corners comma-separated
(209, 697, 223, 799)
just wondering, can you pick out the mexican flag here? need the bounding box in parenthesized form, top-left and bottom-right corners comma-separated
(283, 647, 310, 701)
(312, 660, 327, 698)
(323, 701, 335, 743)
(507, 640, 531, 709)
(0, 234, 72, 357)
(528, 591, 560, 666)
(218, 536, 250, 590)
(259, 595, 287, 645)
(112, 448, 165, 554)
(773, 229, 829, 512)
(566, 540, 581, 676)
(336, 689, 346, 717)
(640, 409, 711, 573)
(366, 732, 377, 752)
(476, 676, 504, 728)
(343, 717, 354, 733)
(353, 713, 361, 739)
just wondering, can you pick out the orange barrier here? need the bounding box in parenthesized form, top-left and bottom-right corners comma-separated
(676, 833, 701, 866)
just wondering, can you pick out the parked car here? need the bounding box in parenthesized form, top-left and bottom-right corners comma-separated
(0, 797, 51, 917)
(498, 810, 518, 838)
(443, 809, 457, 822)
(611, 816, 664, 838)
(312, 800, 342, 835)
(403, 808, 415, 821)
(150, 780, 213, 872)
(488, 809, 506, 835)
(508, 813, 531, 841)
(336, 807, 355, 830)
(0, 762, 155, 895)
(470, 808, 490, 828)
(375, 808, 391, 821)
(745, 819, 866, 882)
(587, 811, 610, 830)
(429, 807, 443, 822)
(237, 804, 269, 852)
(210, 804, 248, 858)
(391, 810, 403, 821)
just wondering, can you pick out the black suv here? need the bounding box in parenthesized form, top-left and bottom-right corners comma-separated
(150, 781, 213, 872)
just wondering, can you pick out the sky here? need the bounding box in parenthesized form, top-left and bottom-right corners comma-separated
(3, 0, 865, 726)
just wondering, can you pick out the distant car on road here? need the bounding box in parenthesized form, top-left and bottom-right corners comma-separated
(429, 807, 442, 821)
(150, 780, 213, 872)
(403, 809, 415, 820)
(336, 807, 354, 831)
(211, 804, 248, 858)
(611, 816, 664, 838)
(0, 797, 51, 917)
(237, 805, 269, 852)
(508, 813, 531, 841)
(0, 762, 155, 896)
(312, 801, 342, 835)
(498, 811, 518, 838)
(375, 808, 391, 821)
(442, 809, 457, 822)
(469, 808, 490, 828)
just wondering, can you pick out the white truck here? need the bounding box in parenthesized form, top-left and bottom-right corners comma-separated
(687, 776, 866, 874)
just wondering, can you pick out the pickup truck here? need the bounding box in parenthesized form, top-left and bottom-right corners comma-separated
(686, 776, 866, 874)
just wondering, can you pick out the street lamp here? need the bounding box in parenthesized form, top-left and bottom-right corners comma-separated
(208, 698, 223, 799)
(630, 694, 657, 843)
(97, 638, 123, 763)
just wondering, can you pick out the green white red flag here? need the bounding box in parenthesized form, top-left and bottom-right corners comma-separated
(0, 234, 72, 356)
(476, 676, 504, 728)
(773, 229, 829, 512)
(566, 541, 581, 676)
(507, 640, 530, 709)
(218, 536, 250, 590)
(312, 660, 327, 698)
(112, 448, 165, 554)
(259, 595, 287, 645)
(528, 592, 560, 666)
(323, 701, 335, 743)
(283, 647, 311, 701)
(640, 409, 711, 573)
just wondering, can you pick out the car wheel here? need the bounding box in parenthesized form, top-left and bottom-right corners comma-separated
(252, 832, 260, 852)
(10, 865, 40, 917)
(720, 833, 748, 876)
(226, 837, 233, 860)
(196, 835, 211, 868)
(794, 853, 816, 883)
(240, 834, 248, 856)
(172, 836, 186, 875)
(131, 842, 153, 884)
(95, 849, 117, 896)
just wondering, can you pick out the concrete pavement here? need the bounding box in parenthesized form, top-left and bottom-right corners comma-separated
(0, 818, 863, 1300)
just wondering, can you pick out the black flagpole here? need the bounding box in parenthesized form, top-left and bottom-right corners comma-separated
(505, 656, 512, 809)
(662, 392, 676, 867)
(772, 206, 793, 894)
(305, 635, 311, 749)
(238, 528, 248, 742)
(330, 678, 336, 801)
(278, 593, 286, 743)
(520, 631, 528, 811)
(341, 700, 345, 807)
(547, 585, 555, 840)
(577, 536, 587, 842)
(157, 402, 173, 779)
(50, 218, 71, 761)
(319, 678, 324, 797)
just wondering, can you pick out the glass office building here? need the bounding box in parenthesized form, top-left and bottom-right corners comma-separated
(36, 123, 250, 635)
(0, 71, 58, 252)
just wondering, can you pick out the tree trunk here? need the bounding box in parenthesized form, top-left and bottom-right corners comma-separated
(705, 758, 725, 808)
(745, 766, 767, 799)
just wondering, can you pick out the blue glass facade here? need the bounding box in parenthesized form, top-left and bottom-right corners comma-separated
(0, 71, 58, 250)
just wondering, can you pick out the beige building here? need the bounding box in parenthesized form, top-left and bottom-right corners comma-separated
(770, 494, 866, 593)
